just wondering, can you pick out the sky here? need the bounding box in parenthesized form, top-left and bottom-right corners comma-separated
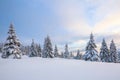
(0, 0, 120, 51)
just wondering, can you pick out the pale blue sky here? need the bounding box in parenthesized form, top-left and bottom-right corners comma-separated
(0, 0, 120, 50)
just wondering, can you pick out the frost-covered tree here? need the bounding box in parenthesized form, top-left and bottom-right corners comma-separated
(69, 52, 74, 59)
(20, 45, 30, 55)
(63, 44, 70, 58)
(118, 50, 120, 63)
(109, 40, 118, 63)
(42, 36, 54, 58)
(2, 23, 21, 59)
(29, 39, 37, 57)
(74, 50, 82, 60)
(0, 43, 4, 53)
(36, 44, 42, 57)
(54, 45, 59, 57)
(29, 39, 41, 57)
(100, 39, 109, 62)
(83, 33, 99, 61)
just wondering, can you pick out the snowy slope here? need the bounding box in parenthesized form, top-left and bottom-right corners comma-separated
(0, 57, 120, 80)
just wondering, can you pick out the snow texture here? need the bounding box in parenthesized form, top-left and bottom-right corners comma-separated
(0, 56, 120, 80)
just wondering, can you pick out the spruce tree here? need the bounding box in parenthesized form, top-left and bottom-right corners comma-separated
(69, 52, 74, 59)
(109, 40, 118, 63)
(83, 33, 99, 61)
(64, 44, 69, 58)
(29, 39, 39, 57)
(0, 43, 3, 53)
(2, 23, 21, 59)
(54, 45, 59, 57)
(118, 51, 120, 63)
(100, 39, 109, 62)
(75, 50, 82, 60)
(36, 44, 42, 57)
(42, 36, 54, 58)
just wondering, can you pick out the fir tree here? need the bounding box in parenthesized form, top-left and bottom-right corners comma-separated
(42, 36, 54, 58)
(64, 44, 69, 58)
(69, 52, 74, 59)
(74, 50, 82, 60)
(29, 39, 38, 57)
(54, 45, 59, 57)
(118, 50, 120, 63)
(37, 44, 42, 57)
(2, 23, 21, 59)
(21, 45, 30, 55)
(83, 33, 99, 61)
(0, 43, 3, 53)
(109, 40, 118, 63)
(100, 39, 109, 62)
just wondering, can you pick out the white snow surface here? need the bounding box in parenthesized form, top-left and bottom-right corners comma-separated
(0, 56, 120, 80)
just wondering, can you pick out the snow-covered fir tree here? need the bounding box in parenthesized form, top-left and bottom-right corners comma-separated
(20, 45, 26, 55)
(63, 44, 70, 58)
(109, 40, 118, 63)
(20, 45, 30, 55)
(83, 33, 99, 61)
(29, 39, 41, 57)
(42, 36, 54, 58)
(69, 52, 74, 59)
(100, 39, 109, 62)
(74, 50, 82, 60)
(0, 43, 4, 53)
(118, 50, 120, 63)
(54, 45, 59, 57)
(29, 39, 37, 57)
(2, 23, 21, 59)
(36, 44, 42, 57)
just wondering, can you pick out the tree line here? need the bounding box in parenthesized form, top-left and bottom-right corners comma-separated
(0, 23, 120, 63)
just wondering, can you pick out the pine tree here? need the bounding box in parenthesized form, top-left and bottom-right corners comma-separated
(100, 39, 109, 62)
(2, 23, 21, 59)
(83, 33, 99, 61)
(109, 40, 118, 63)
(36, 44, 42, 57)
(74, 50, 82, 60)
(20, 45, 30, 55)
(63, 44, 69, 58)
(69, 52, 74, 59)
(118, 50, 120, 63)
(29, 39, 38, 57)
(54, 45, 59, 57)
(0, 43, 3, 53)
(42, 36, 54, 58)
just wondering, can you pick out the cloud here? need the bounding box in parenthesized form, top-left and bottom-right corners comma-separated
(2, 0, 120, 51)
(39, 0, 120, 50)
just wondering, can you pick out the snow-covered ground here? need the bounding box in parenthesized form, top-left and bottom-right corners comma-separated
(0, 57, 120, 80)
